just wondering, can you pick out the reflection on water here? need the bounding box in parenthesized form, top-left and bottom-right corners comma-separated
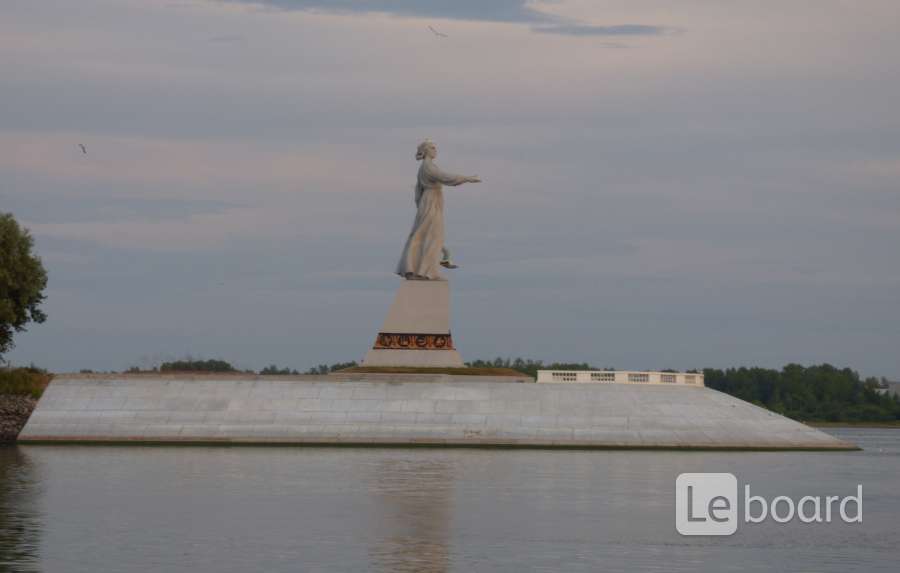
(370, 460, 453, 573)
(0, 447, 41, 573)
(0, 428, 898, 572)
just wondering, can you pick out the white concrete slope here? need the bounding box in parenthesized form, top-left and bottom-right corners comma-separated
(18, 375, 855, 449)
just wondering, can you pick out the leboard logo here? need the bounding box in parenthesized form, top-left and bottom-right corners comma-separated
(675, 473, 738, 535)
(675, 473, 862, 536)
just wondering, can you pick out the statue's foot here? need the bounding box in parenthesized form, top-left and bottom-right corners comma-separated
(440, 260, 459, 269)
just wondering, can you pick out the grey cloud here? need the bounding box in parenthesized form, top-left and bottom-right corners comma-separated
(208, 34, 247, 44)
(531, 24, 672, 37)
(220, 1, 673, 38)
(221, 0, 546, 23)
(1, 188, 237, 225)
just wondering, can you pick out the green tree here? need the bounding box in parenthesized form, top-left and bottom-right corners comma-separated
(305, 361, 358, 375)
(260, 364, 299, 375)
(465, 357, 603, 379)
(160, 359, 236, 373)
(0, 213, 48, 360)
(704, 364, 900, 423)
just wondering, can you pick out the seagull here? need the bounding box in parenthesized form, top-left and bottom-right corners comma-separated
(78, 143, 87, 154)
(428, 25, 448, 38)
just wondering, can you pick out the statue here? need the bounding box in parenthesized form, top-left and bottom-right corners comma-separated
(396, 140, 481, 280)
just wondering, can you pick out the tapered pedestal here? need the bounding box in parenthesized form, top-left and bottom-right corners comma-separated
(362, 280, 464, 367)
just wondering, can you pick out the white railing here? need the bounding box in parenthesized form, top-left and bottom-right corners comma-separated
(536, 370, 704, 387)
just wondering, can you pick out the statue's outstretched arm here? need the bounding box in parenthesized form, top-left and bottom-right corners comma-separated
(426, 162, 481, 186)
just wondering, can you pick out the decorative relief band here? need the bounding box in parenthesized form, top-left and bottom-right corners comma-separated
(373, 332, 455, 351)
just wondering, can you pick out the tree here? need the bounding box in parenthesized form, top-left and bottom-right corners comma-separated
(260, 364, 299, 375)
(704, 364, 900, 423)
(159, 359, 236, 373)
(0, 213, 48, 360)
(305, 361, 358, 375)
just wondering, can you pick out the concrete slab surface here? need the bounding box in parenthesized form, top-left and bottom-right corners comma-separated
(18, 375, 856, 450)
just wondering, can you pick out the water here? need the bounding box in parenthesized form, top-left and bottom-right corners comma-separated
(2, 428, 898, 572)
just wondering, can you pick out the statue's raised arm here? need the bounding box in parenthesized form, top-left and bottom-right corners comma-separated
(396, 140, 481, 281)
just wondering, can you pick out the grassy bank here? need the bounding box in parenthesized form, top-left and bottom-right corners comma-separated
(0, 367, 52, 399)
(1, 367, 51, 441)
(337, 366, 527, 376)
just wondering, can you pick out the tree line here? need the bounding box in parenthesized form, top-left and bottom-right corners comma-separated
(703, 364, 900, 423)
(123, 359, 360, 376)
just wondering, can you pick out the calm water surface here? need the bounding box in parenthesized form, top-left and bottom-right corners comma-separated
(2, 428, 898, 572)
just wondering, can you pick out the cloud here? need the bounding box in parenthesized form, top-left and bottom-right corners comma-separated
(208, 34, 246, 44)
(0, 131, 393, 195)
(219, 0, 675, 39)
(220, 0, 546, 23)
(25, 205, 278, 251)
(531, 24, 672, 37)
(848, 158, 900, 184)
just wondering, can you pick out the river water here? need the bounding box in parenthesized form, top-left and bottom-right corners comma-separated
(1, 428, 898, 572)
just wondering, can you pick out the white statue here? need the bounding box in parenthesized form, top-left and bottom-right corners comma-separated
(395, 140, 481, 280)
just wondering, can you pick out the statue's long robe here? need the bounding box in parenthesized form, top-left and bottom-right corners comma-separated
(395, 158, 470, 280)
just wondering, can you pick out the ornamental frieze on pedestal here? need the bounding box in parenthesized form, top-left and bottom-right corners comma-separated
(373, 332, 455, 351)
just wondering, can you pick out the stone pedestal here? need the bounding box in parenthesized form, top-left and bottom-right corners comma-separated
(362, 280, 464, 367)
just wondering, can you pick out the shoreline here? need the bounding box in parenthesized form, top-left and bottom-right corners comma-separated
(808, 421, 900, 429)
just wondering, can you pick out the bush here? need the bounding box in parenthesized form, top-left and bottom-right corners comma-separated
(0, 367, 52, 399)
(260, 365, 299, 375)
(159, 359, 236, 373)
(305, 361, 358, 375)
(466, 358, 608, 379)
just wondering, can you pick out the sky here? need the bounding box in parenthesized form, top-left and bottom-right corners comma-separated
(2, 0, 899, 377)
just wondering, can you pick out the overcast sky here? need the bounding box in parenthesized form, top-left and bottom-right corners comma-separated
(2, 0, 899, 377)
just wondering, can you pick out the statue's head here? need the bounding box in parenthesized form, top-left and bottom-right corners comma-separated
(415, 139, 436, 160)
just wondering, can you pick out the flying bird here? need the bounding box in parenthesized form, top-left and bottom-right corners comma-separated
(428, 25, 448, 38)
(78, 143, 87, 154)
